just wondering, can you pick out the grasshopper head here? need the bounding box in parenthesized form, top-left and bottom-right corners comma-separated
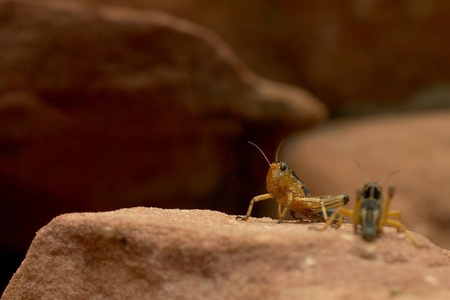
(249, 140, 308, 198)
(362, 182, 382, 201)
(266, 161, 290, 197)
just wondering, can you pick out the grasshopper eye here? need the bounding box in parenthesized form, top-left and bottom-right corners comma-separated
(373, 188, 380, 199)
(363, 188, 371, 198)
(280, 162, 287, 172)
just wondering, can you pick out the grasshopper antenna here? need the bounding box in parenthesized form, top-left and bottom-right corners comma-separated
(248, 141, 271, 166)
(275, 140, 285, 163)
(354, 160, 369, 183)
(380, 170, 400, 185)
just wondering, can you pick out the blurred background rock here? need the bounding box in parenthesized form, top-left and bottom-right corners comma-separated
(1, 0, 449, 292)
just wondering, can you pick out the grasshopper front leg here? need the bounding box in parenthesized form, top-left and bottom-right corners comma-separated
(277, 192, 295, 223)
(277, 205, 291, 223)
(353, 191, 363, 233)
(236, 193, 273, 221)
(379, 186, 396, 231)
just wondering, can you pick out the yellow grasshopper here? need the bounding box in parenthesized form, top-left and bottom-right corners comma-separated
(319, 162, 423, 247)
(237, 141, 349, 223)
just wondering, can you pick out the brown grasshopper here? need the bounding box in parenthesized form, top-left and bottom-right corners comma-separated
(319, 162, 423, 247)
(236, 141, 350, 223)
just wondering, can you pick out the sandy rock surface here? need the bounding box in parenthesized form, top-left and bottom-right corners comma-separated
(284, 111, 450, 250)
(3, 207, 450, 299)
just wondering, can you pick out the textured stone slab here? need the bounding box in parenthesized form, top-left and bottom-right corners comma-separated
(3, 208, 450, 299)
(75, 0, 450, 113)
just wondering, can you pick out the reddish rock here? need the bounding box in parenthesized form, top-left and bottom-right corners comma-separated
(283, 111, 450, 249)
(78, 0, 450, 114)
(3, 208, 450, 299)
(0, 0, 326, 251)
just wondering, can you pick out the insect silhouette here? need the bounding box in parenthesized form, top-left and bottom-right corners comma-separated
(236, 141, 350, 223)
(319, 162, 423, 247)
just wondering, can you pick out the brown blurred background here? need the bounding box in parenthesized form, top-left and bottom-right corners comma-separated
(1, 0, 450, 291)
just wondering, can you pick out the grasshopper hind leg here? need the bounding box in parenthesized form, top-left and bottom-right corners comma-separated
(289, 210, 302, 221)
(289, 210, 317, 223)
(316, 209, 346, 224)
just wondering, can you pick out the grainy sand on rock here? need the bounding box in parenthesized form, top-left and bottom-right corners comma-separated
(3, 207, 450, 299)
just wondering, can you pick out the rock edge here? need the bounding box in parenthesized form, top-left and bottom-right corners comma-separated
(3, 207, 450, 299)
